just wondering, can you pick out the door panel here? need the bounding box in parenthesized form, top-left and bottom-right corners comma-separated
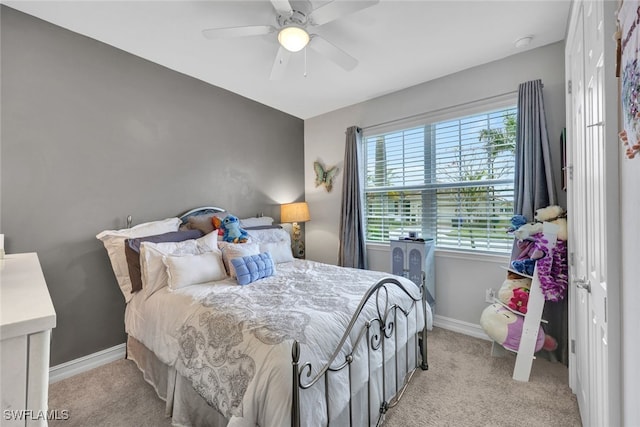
(567, 3, 589, 424)
(584, 2, 609, 425)
(568, 1, 613, 426)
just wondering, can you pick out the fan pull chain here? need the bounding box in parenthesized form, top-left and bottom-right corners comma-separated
(304, 46, 307, 78)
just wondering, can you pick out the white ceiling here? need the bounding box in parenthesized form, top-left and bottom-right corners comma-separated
(2, 0, 571, 119)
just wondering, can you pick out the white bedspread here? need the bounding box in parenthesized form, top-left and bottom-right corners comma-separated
(126, 260, 431, 427)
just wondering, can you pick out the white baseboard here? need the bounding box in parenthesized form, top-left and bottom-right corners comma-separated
(49, 343, 126, 384)
(433, 314, 492, 341)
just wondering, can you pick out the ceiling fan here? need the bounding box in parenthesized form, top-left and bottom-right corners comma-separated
(202, 0, 379, 79)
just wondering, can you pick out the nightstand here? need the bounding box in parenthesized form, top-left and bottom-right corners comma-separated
(1, 253, 56, 426)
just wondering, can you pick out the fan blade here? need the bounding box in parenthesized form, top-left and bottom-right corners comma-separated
(270, 46, 292, 80)
(270, 0, 293, 16)
(310, 0, 379, 26)
(202, 25, 275, 39)
(309, 35, 358, 71)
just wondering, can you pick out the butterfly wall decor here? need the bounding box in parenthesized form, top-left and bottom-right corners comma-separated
(313, 161, 339, 192)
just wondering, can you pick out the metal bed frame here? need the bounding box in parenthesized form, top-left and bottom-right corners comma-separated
(291, 276, 429, 427)
(175, 206, 429, 426)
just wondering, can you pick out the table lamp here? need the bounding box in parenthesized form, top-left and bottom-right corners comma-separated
(280, 202, 310, 258)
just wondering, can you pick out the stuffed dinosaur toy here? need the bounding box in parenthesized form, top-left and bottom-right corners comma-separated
(213, 214, 249, 243)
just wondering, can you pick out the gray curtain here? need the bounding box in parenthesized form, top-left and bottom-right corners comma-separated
(513, 79, 566, 364)
(338, 126, 367, 269)
(514, 79, 557, 219)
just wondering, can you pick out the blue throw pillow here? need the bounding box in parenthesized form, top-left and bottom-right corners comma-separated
(230, 252, 276, 285)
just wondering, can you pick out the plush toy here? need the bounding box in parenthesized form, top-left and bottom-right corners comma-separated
(510, 205, 568, 277)
(507, 214, 528, 233)
(508, 287, 530, 314)
(480, 303, 557, 353)
(534, 205, 568, 241)
(513, 222, 543, 241)
(497, 276, 532, 305)
(510, 258, 536, 276)
(506, 270, 527, 280)
(213, 215, 249, 243)
(533, 205, 564, 222)
(553, 218, 568, 241)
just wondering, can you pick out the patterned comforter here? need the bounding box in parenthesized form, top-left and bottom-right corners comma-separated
(125, 260, 430, 427)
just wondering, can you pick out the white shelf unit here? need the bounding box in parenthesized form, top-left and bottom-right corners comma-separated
(508, 222, 559, 382)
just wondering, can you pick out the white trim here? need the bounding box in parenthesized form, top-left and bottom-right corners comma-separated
(49, 343, 126, 384)
(435, 248, 510, 264)
(433, 314, 492, 342)
(363, 91, 518, 136)
(366, 243, 391, 253)
(366, 242, 510, 264)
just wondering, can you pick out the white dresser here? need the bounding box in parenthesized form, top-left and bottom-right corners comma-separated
(390, 239, 435, 312)
(1, 253, 56, 426)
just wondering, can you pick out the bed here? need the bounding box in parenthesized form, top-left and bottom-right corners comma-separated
(96, 207, 432, 427)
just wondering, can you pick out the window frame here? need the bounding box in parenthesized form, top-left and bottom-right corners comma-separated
(361, 93, 518, 254)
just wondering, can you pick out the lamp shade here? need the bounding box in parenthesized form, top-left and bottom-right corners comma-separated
(278, 26, 310, 52)
(281, 202, 310, 223)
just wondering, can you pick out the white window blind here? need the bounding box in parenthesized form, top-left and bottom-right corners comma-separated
(363, 105, 517, 253)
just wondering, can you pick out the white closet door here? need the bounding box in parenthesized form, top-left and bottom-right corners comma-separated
(566, 1, 621, 425)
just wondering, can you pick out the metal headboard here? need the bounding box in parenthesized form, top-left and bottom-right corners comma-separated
(177, 206, 226, 225)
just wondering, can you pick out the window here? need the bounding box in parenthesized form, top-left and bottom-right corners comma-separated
(363, 103, 517, 253)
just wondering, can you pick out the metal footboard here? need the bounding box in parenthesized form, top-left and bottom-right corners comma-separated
(291, 276, 429, 427)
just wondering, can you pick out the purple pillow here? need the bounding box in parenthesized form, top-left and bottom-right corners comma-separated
(125, 230, 203, 293)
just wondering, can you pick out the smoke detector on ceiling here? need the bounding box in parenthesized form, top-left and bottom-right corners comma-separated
(514, 36, 533, 48)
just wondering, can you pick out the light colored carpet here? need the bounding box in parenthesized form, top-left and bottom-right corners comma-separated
(48, 327, 581, 427)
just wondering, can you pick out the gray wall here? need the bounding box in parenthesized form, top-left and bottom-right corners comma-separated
(0, 6, 304, 365)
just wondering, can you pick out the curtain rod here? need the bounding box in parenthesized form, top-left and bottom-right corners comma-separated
(361, 89, 520, 132)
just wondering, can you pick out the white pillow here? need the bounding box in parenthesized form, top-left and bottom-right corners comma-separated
(247, 227, 291, 244)
(193, 231, 220, 252)
(219, 242, 260, 278)
(239, 216, 274, 228)
(96, 217, 181, 302)
(163, 252, 227, 290)
(260, 241, 295, 264)
(141, 232, 221, 298)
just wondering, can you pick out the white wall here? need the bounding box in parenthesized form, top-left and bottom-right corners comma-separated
(621, 137, 640, 422)
(304, 42, 566, 328)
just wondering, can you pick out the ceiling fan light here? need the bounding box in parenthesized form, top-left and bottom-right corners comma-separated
(278, 26, 309, 52)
